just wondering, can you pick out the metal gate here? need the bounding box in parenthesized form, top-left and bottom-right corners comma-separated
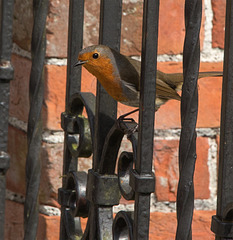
(1, 0, 233, 239)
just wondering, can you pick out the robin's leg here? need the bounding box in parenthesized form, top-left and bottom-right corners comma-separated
(118, 108, 139, 137)
(118, 108, 139, 120)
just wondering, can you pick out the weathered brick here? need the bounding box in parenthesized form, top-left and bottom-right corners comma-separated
(46, 0, 69, 57)
(154, 137, 210, 201)
(149, 210, 215, 239)
(40, 142, 63, 207)
(5, 200, 60, 240)
(212, 0, 226, 49)
(7, 125, 63, 207)
(157, 0, 205, 55)
(10, 54, 31, 123)
(38, 214, 60, 240)
(12, 0, 206, 57)
(12, 0, 69, 57)
(12, 0, 33, 52)
(6, 126, 27, 196)
(84, 0, 205, 56)
(43, 65, 66, 130)
(5, 200, 24, 240)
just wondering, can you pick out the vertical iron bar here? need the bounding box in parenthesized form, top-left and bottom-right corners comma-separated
(0, 0, 14, 62)
(65, 0, 84, 107)
(87, 1, 122, 239)
(176, 1, 202, 239)
(24, 0, 48, 239)
(133, 0, 159, 239)
(93, 0, 122, 170)
(60, 0, 84, 239)
(0, 0, 14, 238)
(213, 1, 233, 240)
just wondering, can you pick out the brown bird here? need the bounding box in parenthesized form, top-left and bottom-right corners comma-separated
(75, 45, 222, 110)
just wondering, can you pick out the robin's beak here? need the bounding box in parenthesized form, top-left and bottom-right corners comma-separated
(74, 60, 88, 67)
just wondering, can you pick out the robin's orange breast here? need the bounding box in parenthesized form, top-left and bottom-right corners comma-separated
(84, 56, 128, 102)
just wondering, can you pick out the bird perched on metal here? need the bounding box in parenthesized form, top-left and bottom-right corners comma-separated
(75, 45, 222, 110)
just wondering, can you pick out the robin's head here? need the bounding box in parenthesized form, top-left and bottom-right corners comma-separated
(74, 45, 115, 77)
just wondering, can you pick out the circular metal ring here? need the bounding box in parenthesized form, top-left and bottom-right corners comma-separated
(65, 171, 89, 218)
(118, 151, 135, 200)
(113, 211, 133, 240)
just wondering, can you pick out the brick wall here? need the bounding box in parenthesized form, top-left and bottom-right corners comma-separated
(5, 0, 225, 239)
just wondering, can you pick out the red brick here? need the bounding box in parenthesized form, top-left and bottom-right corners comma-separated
(12, 0, 33, 52)
(38, 0, 206, 57)
(212, 0, 226, 49)
(12, 0, 69, 57)
(46, 0, 69, 57)
(157, 0, 205, 55)
(5, 200, 24, 240)
(40, 142, 63, 207)
(43, 65, 66, 130)
(84, 0, 205, 56)
(149, 210, 215, 239)
(154, 137, 210, 201)
(10, 55, 31, 123)
(5, 200, 60, 240)
(6, 126, 27, 196)
(7, 125, 63, 207)
(13, 0, 206, 57)
(38, 214, 60, 240)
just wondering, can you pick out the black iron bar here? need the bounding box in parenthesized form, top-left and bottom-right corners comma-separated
(93, 0, 122, 170)
(86, 1, 122, 239)
(65, 0, 84, 107)
(132, 0, 159, 239)
(24, 0, 48, 239)
(0, 0, 14, 238)
(211, 1, 233, 240)
(176, 1, 202, 239)
(59, 0, 85, 239)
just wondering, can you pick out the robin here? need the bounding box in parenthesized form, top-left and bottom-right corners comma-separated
(74, 45, 222, 111)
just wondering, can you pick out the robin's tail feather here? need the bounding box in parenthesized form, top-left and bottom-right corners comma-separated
(159, 71, 223, 92)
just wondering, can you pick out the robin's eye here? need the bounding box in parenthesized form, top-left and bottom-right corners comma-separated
(92, 53, 99, 59)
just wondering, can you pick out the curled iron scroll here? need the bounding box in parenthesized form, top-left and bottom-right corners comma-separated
(99, 117, 139, 236)
(61, 92, 140, 238)
(61, 92, 96, 158)
(60, 92, 96, 238)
